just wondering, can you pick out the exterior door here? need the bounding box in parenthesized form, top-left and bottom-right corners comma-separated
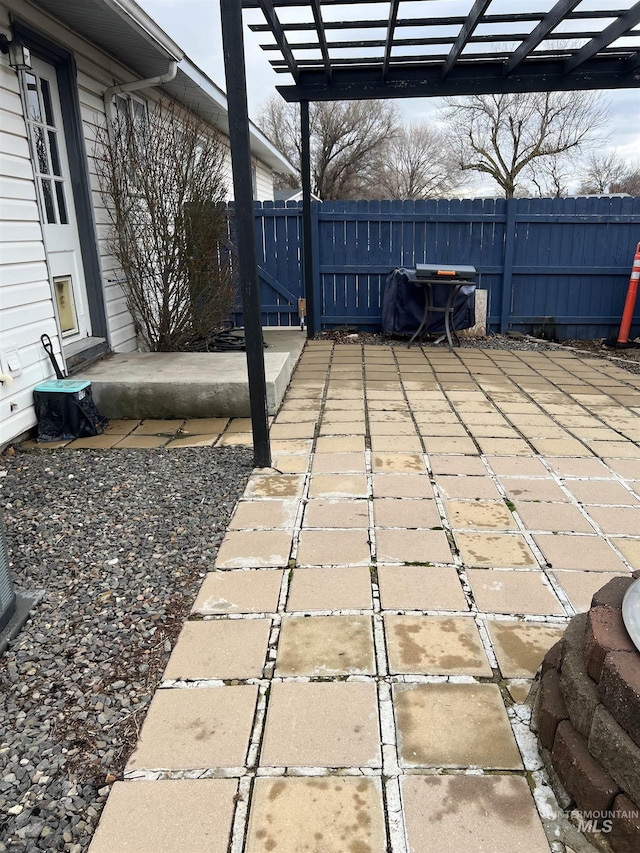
(21, 56, 90, 341)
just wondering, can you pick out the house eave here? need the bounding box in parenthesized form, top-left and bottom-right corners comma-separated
(27, 0, 296, 176)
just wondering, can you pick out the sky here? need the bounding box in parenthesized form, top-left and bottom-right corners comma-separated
(137, 0, 640, 184)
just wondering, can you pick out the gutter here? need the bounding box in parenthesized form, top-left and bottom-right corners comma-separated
(103, 60, 178, 124)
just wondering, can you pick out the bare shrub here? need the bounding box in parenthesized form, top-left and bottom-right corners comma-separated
(96, 99, 235, 351)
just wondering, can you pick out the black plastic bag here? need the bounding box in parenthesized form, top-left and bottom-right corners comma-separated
(34, 386, 108, 442)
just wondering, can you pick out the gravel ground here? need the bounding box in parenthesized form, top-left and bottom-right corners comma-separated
(0, 447, 253, 853)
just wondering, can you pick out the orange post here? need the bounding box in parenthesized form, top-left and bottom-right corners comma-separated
(617, 242, 640, 345)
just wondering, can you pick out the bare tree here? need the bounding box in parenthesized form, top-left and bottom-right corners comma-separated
(259, 97, 399, 199)
(442, 92, 609, 198)
(96, 100, 235, 352)
(527, 158, 572, 198)
(577, 152, 640, 195)
(377, 123, 463, 199)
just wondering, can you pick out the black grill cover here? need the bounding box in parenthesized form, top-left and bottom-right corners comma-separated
(381, 267, 476, 335)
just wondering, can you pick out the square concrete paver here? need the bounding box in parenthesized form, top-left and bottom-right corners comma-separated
(229, 499, 298, 530)
(372, 474, 434, 498)
(270, 439, 313, 455)
(583, 505, 640, 534)
(385, 615, 491, 675)
(315, 435, 365, 453)
(125, 686, 257, 771)
(376, 529, 452, 564)
(163, 619, 271, 680)
(371, 435, 423, 452)
(614, 537, 640, 569)
(373, 498, 441, 528)
(429, 455, 488, 475)
(88, 779, 236, 853)
(218, 433, 253, 447)
(308, 474, 368, 498)
(214, 530, 293, 569)
(377, 565, 467, 611)
(181, 418, 229, 434)
(550, 570, 627, 612)
(311, 452, 366, 473)
(604, 458, 640, 479)
(394, 682, 522, 769)
(260, 682, 381, 767)
(271, 455, 309, 473)
(422, 436, 478, 454)
(434, 475, 502, 500)
(444, 500, 516, 530)
(132, 419, 184, 435)
(166, 435, 218, 448)
(102, 419, 139, 434)
(477, 438, 532, 456)
(192, 570, 283, 615)
(371, 453, 426, 473)
(303, 498, 369, 528)
(286, 566, 373, 611)
(567, 479, 639, 506)
(533, 533, 629, 572)
(115, 435, 168, 448)
(245, 777, 386, 853)
(276, 615, 374, 676)
(270, 423, 316, 440)
(402, 775, 549, 853)
(466, 569, 564, 616)
(485, 456, 550, 476)
(487, 621, 566, 678)
(455, 532, 537, 568)
(500, 477, 569, 503)
(297, 529, 371, 566)
(67, 434, 122, 449)
(530, 437, 591, 456)
(244, 474, 305, 499)
(514, 502, 594, 533)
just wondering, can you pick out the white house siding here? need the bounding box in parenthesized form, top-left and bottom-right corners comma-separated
(0, 6, 59, 445)
(254, 158, 274, 202)
(0, 0, 284, 446)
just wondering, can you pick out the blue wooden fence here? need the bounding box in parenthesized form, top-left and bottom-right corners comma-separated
(235, 196, 640, 340)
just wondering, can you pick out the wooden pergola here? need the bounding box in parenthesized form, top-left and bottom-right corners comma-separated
(218, 0, 640, 465)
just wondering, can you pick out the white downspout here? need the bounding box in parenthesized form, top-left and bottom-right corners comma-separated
(103, 60, 178, 124)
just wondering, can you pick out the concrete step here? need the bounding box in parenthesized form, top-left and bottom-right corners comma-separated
(77, 331, 306, 419)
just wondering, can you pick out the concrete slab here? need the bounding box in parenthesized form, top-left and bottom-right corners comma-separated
(78, 330, 305, 419)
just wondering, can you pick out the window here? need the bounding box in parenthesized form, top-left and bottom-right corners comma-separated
(21, 71, 68, 225)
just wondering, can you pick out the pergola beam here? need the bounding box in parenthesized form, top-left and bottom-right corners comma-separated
(256, 0, 299, 82)
(442, 0, 492, 80)
(565, 1, 640, 73)
(276, 56, 638, 101)
(249, 10, 631, 33)
(382, 0, 400, 81)
(309, 0, 331, 82)
(504, 0, 583, 76)
(260, 30, 607, 53)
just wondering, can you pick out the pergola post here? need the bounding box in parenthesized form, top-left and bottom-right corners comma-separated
(220, 0, 271, 468)
(300, 99, 316, 337)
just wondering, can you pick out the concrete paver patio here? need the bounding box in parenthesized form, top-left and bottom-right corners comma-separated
(83, 342, 640, 852)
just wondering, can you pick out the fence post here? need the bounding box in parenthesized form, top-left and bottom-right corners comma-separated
(300, 100, 317, 337)
(311, 201, 321, 333)
(500, 198, 517, 333)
